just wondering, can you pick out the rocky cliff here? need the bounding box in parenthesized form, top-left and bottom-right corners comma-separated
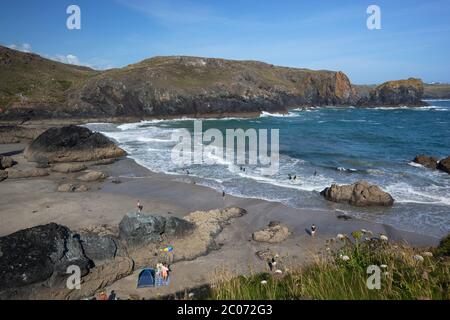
(0, 45, 426, 121)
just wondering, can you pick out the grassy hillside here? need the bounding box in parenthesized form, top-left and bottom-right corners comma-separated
(0, 46, 98, 111)
(424, 84, 450, 99)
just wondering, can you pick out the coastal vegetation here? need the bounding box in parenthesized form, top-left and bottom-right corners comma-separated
(209, 233, 450, 300)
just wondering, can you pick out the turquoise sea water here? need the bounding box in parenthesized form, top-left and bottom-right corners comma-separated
(88, 101, 450, 238)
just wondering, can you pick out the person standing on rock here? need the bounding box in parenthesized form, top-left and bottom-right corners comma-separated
(137, 200, 143, 214)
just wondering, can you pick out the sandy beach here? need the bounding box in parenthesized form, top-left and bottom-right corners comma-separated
(0, 141, 439, 300)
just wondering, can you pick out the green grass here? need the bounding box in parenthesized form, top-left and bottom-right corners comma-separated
(208, 233, 450, 300)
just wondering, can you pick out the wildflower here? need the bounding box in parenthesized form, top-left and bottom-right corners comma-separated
(337, 234, 346, 240)
(260, 280, 268, 285)
(383, 271, 389, 276)
(364, 237, 371, 242)
(380, 264, 388, 269)
(188, 292, 195, 298)
(340, 255, 350, 261)
(413, 255, 424, 262)
(361, 229, 368, 233)
(380, 234, 388, 241)
(274, 269, 283, 274)
(422, 252, 433, 257)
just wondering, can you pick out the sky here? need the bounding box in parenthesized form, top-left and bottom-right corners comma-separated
(0, 0, 449, 84)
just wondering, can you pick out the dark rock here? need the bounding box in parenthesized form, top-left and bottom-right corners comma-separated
(437, 156, 450, 174)
(0, 155, 15, 169)
(78, 233, 118, 264)
(321, 180, 394, 207)
(0, 223, 90, 291)
(24, 125, 126, 163)
(119, 213, 196, 247)
(0, 170, 7, 182)
(413, 155, 438, 169)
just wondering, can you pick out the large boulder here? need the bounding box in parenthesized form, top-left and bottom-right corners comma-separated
(252, 221, 290, 243)
(0, 223, 90, 291)
(57, 183, 89, 193)
(321, 180, 394, 207)
(24, 125, 126, 163)
(0, 155, 15, 170)
(413, 155, 438, 169)
(119, 213, 196, 247)
(438, 156, 450, 174)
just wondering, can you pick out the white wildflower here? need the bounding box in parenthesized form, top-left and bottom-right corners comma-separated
(337, 234, 346, 240)
(413, 255, 424, 262)
(361, 229, 368, 233)
(341, 255, 350, 261)
(188, 292, 195, 298)
(274, 269, 283, 274)
(422, 252, 433, 257)
(380, 234, 388, 241)
(380, 264, 388, 269)
(260, 280, 268, 285)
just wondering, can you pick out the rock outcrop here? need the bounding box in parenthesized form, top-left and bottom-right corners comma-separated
(437, 156, 450, 174)
(0, 223, 90, 291)
(24, 125, 126, 163)
(252, 221, 290, 243)
(5, 168, 49, 179)
(119, 213, 196, 247)
(77, 170, 108, 182)
(321, 180, 394, 207)
(413, 155, 439, 169)
(57, 183, 89, 193)
(52, 163, 87, 173)
(357, 78, 425, 107)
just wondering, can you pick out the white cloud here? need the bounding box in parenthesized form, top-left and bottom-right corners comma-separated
(8, 43, 32, 53)
(51, 54, 81, 65)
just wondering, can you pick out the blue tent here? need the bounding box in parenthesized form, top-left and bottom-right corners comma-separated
(137, 269, 155, 288)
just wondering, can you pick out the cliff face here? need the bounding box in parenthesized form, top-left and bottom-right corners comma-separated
(65, 56, 358, 118)
(0, 46, 426, 121)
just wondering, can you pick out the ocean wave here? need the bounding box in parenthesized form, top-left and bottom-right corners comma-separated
(260, 111, 298, 118)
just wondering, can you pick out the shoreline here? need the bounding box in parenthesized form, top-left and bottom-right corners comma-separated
(0, 142, 442, 299)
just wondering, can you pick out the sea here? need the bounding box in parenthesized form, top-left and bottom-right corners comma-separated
(86, 100, 450, 238)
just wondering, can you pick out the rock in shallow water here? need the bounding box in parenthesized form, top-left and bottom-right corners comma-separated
(321, 180, 394, 207)
(437, 156, 450, 174)
(24, 125, 126, 163)
(413, 155, 439, 169)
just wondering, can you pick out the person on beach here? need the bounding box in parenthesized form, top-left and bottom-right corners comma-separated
(108, 290, 117, 300)
(161, 264, 169, 281)
(288, 174, 292, 180)
(98, 291, 108, 300)
(222, 190, 225, 198)
(268, 257, 277, 271)
(311, 224, 317, 236)
(314, 171, 317, 176)
(137, 200, 143, 214)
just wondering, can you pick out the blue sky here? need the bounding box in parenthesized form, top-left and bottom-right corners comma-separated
(0, 0, 449, 84)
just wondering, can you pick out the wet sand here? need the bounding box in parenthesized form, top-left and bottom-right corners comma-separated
(0, 143, 439, 299)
